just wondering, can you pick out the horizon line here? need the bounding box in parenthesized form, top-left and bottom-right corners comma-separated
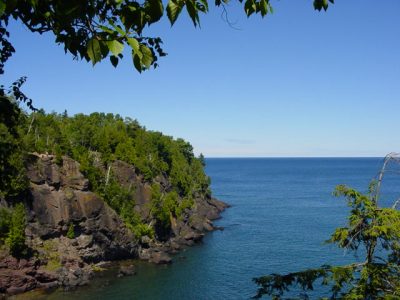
(204, 156, 385, 159)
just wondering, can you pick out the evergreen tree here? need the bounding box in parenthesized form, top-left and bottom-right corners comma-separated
(253, 153, 400, 299)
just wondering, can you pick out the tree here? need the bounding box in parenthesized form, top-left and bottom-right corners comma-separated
(0, 96, 28, 198)
(5, 203, 27, 257)
(0, 0, 334, 75)
(253, 153, 400, 299)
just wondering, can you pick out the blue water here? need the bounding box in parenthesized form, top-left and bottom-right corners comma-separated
(33, 158, 400, 299)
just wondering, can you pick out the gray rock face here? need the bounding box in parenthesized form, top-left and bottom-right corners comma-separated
(1, 154, 228, 297)
(0, 154, 141, 297)
(108, 160, 229, 261)
(25, 153, 138, 263)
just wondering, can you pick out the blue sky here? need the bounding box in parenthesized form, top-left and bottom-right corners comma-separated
(2, 0, 400, 157)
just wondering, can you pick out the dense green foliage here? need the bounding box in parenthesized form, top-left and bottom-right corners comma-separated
(254, 155, 400, 299)
(0, 0, 333, 75)
(97, 176, 152, 238)
(6, 203, 27, 256)
(0, 96, 29, 198)
(0, 96, 209, 241)
(24, 111, 209, 201)
(150, 184, 194, 236)
(0, 203, 27, 257)
(21, 110, 209, 238)
(66, 223, 75, 239)
(22, 110, 210, 198)
(0, 207, 11, 240)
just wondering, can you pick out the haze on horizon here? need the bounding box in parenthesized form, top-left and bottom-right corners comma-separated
(3, 0, 399, 157)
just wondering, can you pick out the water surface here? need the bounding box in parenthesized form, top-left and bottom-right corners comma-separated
(30, 158, 400, 299)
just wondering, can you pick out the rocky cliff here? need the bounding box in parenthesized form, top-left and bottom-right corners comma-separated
(0, 153, 227, 297)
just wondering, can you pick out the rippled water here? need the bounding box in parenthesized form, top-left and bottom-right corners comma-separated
(25, 158, 400, 299)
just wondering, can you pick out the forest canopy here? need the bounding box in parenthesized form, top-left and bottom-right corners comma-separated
(0, 96, 210, 241)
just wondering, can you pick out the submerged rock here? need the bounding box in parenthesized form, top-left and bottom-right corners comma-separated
(117, 264, 136, 277)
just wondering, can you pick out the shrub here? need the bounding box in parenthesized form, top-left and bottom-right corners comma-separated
(6, 203, 27, 257)
(132, 223, 155, 239)
(66, 223, 75, 239)
(0, 207, 11, 240)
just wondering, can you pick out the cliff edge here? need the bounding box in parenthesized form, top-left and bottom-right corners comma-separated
(0, 153, 228, 296)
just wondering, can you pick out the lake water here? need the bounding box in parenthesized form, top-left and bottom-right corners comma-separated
(28, 158, 400, 299)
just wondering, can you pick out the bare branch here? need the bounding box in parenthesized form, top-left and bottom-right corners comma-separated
(392, 198, 400, 209)
(220, 4, 242, 31)
(374, 153, 400, 205)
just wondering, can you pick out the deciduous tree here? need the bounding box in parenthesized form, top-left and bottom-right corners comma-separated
(0, 0, 334, 74)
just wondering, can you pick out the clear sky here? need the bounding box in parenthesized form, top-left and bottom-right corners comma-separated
(2, 0, 400, 157)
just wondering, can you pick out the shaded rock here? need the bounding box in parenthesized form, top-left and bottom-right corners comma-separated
(26, 153, 61, 188)
(60, 157, 89, 191)
(34, 270, 58, 283)
(76, 235, 94, 250)
(28, 166, 138, 262)
(6, 285, 30, 296)
(58, 265, 93, 288)
(98, 261, 113, 268)
(111, 161, 138, 188)
(37, 281, 58, 291)
(183, 231, 204, 242)
(148, 252, 172, 265)
(0, 257, 41, 295)
(138, 248, 151, 261)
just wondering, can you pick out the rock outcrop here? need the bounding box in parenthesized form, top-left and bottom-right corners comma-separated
(0, 256, 58, 296)
(26, 153, 138, 262)
(0, 153, 228, 297)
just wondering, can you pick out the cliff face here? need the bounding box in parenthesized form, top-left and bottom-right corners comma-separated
(0, 153, 227, 296)
(26, 154, 138, 262)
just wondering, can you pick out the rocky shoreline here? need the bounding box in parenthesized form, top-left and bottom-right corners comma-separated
(0, 153, 228, 298)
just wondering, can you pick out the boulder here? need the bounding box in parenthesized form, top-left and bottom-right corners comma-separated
(148, 252, 172, 265)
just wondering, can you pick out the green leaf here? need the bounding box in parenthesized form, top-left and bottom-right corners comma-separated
(186, 0, 199, 26)
(99, 40, 109, 58)
(99, 25, 114, 34)
(322, 0, 328, 10)
(268, 3, 274, 13)
(86, 38, 102, 65)
(109, 20, 126, 36)
(110, 55, 119, 67)
(199, 0, 209, 12)
(5, 0, 17, 13)
(140, 45, 153, 69)
(260, 0, 267, 17)
(167, 0, 183, 25)
(127, 37, 140, 54)
(146, 0, 164, 24)
(0, 1, 6, 17)
(313, 0, 332, 11)
(132, 52, 142, 73)
(244, 0, 256, 17)
(106, 40, 124, 56)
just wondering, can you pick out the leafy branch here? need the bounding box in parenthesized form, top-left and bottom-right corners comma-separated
(253, 154, 400, 299)
(0, 0, 335, 74)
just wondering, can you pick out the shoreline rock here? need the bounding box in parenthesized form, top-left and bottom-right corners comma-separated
(0, 154, 229, 298)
